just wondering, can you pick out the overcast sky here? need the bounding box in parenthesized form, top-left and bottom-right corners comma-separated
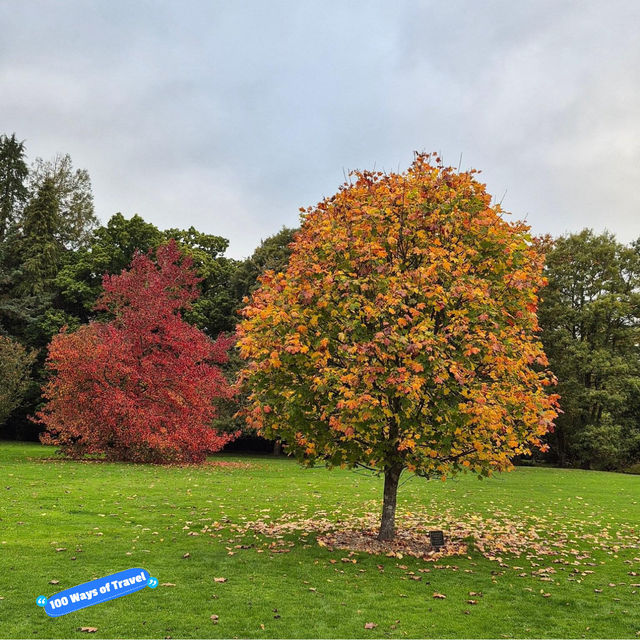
(1, 0, 638, 258)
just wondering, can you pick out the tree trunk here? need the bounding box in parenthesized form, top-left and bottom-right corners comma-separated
(378, 465, 402, 541)
(273, 440, 281, 456)
(555, 425, 567, 467)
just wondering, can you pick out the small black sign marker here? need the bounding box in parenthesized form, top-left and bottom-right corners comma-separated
(429, 530, 445, 549)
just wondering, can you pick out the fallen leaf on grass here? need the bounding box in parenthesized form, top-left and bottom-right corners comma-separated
(213, 577, 227, 583)
(210, 615, 219, 624)
(55, 548, 67, 552)
(78, 627, 98, 633)
(467, 600, 478, 605)
(542, 593, 551, 598)
(160, 583, 176, 587)
(433, 593, 446, 599)
(49, 580, 60, 585)
(364, 622, 377, 629)
(182, 553, 190, 559)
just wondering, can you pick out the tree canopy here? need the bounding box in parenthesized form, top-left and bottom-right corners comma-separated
(28, 153, 97, 249)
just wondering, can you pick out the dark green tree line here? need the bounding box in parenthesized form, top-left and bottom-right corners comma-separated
(0, 133, 288, 439)
(1, 131, 638, 470)
(538, 230, 640, 469)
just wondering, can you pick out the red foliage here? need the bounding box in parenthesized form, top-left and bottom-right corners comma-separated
(36, 241, 237, 463)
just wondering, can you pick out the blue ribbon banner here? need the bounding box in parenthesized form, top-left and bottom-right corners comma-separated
(37, 568, 158, 617)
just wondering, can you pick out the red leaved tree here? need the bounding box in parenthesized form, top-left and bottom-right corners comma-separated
(37, 240, 237, 463)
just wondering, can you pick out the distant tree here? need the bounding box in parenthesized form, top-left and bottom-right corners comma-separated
(0, 148, 98, 343)
(56, 214, 239, 336)
(0, 177, 64, 351)
(165, 226, 239, 336)
(12, 177, 63, 296)
(28, 153, 97, 249)
(0, 228, 51, 440)
(231, 226, 297, 303)
(55, 213, 164, 322)
(0, 142, 98, 439)
(0, 336, 36, 427)
(37, 241, 237, 463)
(222, 226, 298, 449)
(238, 155, 558, 540)
(0, 133, 29, 241)
(538, 230, 640, 469)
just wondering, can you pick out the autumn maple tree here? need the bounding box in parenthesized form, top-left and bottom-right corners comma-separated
(238, 154, 559, 540)
(36, 240, 236, 463)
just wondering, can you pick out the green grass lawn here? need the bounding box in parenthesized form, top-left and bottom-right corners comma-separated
(0, 441, 639, 639)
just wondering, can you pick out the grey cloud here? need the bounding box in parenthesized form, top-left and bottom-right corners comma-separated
(0, 0, 638, 258)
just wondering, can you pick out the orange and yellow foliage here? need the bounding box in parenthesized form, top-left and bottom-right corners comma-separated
(237, 154, 558, 480)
